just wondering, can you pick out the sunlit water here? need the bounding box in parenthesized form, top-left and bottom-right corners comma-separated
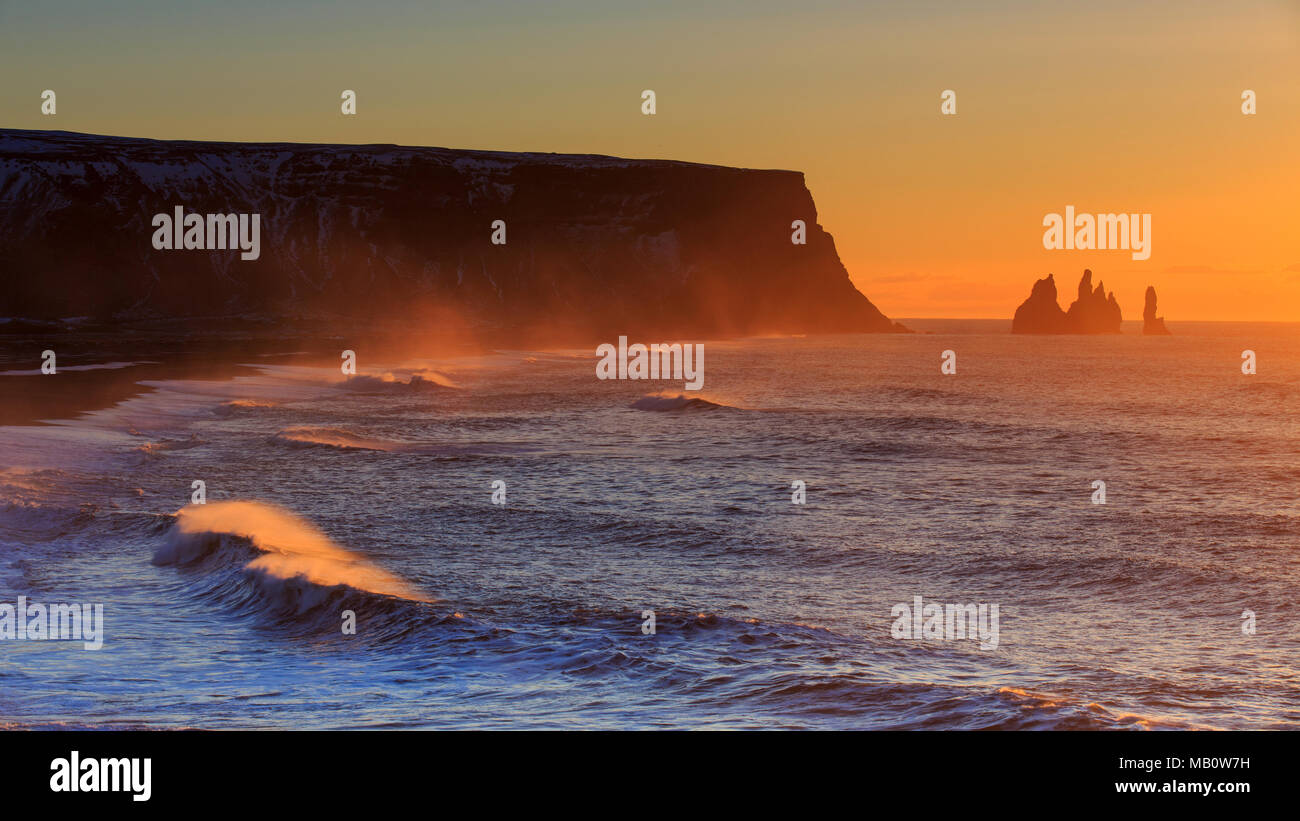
(2, 321, 1297, 729)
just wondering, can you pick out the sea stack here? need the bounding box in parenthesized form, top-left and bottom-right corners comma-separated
(1011, 274, 1068, 334)
(1064, 269, 1122, 333)
(1142, 286, 1171, 335)
(1011, 269, 1122, 334)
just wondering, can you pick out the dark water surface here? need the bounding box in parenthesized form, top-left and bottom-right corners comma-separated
(2, 321, 1297, 729)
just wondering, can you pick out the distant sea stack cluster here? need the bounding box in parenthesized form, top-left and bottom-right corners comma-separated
(1011, 269, 1171, 335)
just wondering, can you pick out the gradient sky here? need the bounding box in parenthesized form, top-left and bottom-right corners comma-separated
(3, 0, 1297, 321)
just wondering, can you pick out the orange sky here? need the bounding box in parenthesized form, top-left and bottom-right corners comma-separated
(2, 0, 1297, 321)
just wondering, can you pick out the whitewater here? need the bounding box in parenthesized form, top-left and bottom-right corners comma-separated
(1, 323, 1297, 729)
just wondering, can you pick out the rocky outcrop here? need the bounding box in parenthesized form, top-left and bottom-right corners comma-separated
(1142, 286, 1171, 335)
(0, 129, 903, 340)
(1011, 274, 1068, 334)
(1011, 269, 1122, 334)
(1065, 269, 1122, 334)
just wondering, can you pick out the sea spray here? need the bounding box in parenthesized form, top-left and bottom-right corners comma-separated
(155, 501, 429, 603)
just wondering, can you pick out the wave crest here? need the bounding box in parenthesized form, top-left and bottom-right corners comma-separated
(340, 371, 457, 394)
(630, 393, 734, 412)
(214, 399, 278, 417)
(154, 501, 429, 607)
(270, 427, 400, 452)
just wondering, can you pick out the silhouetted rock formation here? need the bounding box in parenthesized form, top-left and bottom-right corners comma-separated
(0, 129, 904, 340)
(1011, 269, 1122, 334)
(1065, 269, 1122, 333)
(1011, 274, 1068, 334)
(1142, 286, 1171, 335)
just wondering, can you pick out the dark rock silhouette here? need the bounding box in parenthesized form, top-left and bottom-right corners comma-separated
(1011, 274, 1068, 334)
(1142, 286, 1171, 335)
(1065, 269, 1122, 333)
(1011, 269, 1122, 334)
(0, 128, 904, 339)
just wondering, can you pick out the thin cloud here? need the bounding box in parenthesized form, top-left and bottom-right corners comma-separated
(1162, 265, 1264, 275)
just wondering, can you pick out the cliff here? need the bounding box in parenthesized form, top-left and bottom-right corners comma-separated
(0, 129, 902, 340)
(1011, 269, 1122, 334)
(1142, 286, 1171, 335)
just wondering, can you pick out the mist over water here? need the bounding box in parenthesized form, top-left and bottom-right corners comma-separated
(1, 322, 1297, 729)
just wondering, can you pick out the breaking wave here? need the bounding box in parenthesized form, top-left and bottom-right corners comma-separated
(270, 426, 540, 457)
(271, 427, 402, 452)
(133, 435, 205, 461)
(630, 393, 734, 412)
(340, 371, 457, 394)
(214, 399, 278, 416)
(153, 501, 432, 623)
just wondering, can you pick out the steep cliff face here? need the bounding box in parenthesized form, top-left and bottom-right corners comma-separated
(1142, 286, 1171, 335)
(0, 129, 901, 339)
(1011, 269, 1122, 334)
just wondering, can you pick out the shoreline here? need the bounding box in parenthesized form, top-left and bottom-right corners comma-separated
(2, 320, 1293, 426)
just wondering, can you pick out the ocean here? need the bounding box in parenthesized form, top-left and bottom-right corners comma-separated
(1, 320, 1297, 729)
